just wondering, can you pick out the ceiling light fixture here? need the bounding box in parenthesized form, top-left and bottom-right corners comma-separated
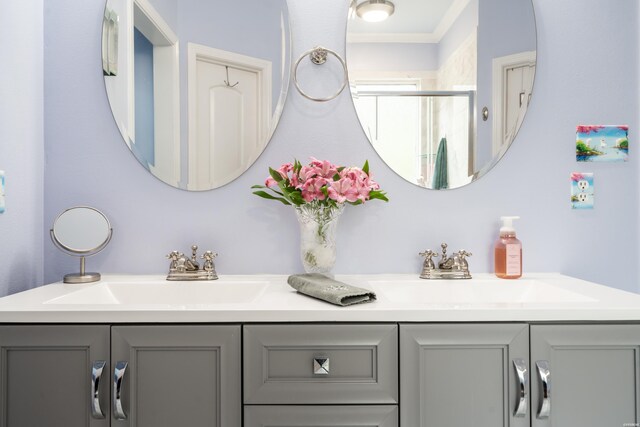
(348, 0, 357, 20)
(356, 0, 395, 23)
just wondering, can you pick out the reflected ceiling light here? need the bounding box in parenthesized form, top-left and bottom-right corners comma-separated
(356, 0, 395, 22)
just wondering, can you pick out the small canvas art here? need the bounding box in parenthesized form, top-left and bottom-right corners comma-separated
(576, 125, 628, 162)
(571, 172, 594, 210)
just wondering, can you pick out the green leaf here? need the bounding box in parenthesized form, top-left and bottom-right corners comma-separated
(337, 166, 345, 173)
(269, 167, 284, 182)
(288, 191, 305, 206)
(369, 190, 389, 202)
(252, 191, 291, 205)
(332, 173, 341, 181)
(362, 160, 370, 175)
(251, 184, 266, 189)
(321, 186, 329, 197)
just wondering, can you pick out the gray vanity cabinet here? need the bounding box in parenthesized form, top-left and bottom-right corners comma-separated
(0, 325, 111, 427)
(530, 324, 640, 427)
(110, 325, 241, 427)
(243, 324, 398, 404)
(400, 324, 530, 427)
(243, 324, 398, 426)
(244, 405, 399, 427)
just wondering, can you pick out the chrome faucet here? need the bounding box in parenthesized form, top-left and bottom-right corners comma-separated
(419, 243, 472, 279)
(166, 245, 218, 281)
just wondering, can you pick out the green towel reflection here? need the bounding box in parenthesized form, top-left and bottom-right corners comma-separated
(432, 137, 448, 190)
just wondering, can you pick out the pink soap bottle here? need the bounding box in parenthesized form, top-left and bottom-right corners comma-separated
(494, 216, 522, 279)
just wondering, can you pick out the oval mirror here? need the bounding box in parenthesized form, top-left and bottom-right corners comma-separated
(346, 0, 536, 189)
(50, 207, 113, 283)
(103, 0, 291, 190)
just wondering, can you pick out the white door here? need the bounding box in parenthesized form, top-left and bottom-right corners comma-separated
(503, 63, 535, 146)
(194, 61, 259, 189)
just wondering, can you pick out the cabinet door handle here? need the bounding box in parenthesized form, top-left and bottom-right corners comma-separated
(113, 361, 128, 420)
(513, 358, 528, 417)
(91, 361, 106, 419)
(536, 360, 551, 419)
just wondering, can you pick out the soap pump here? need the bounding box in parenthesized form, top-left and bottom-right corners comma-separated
(494, 216, 522, 279)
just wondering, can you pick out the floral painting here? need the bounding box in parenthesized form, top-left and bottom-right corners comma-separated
(576, 125, 628, 162)
(571, 172, 594, 210)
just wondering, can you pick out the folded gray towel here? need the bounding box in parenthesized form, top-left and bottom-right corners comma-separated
(287, 273, 377, 306)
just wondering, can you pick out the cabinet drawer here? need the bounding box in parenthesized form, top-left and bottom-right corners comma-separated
(245, 405, 398, 427)
(243, 324, 398, 404)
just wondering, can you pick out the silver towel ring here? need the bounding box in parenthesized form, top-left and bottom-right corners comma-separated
(293, 46, 348, 102)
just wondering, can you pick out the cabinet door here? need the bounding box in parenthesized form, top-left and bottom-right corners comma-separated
(245, 405, 398, 427)
(0, 325, 110, 427)
(244, 324, 398, 404)
(111, 325, 241, 427)
(400, 324, 530, 427)
(531, 324, 640, 427)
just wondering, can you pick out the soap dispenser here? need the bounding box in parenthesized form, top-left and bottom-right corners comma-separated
(494, 216, 522, 279)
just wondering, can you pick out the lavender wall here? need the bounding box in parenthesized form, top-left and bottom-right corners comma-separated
(0, 2, 44, 296)
(43, 0, 639, 292)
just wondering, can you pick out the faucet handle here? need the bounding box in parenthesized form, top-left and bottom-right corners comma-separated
(419, 249, 439, 260)
(201, 250, 219, 278)
(456, 250, 472, 259)
(201, 250, 218, 261)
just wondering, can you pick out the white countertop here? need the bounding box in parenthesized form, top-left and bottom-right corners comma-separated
(0, 273, 639, 323)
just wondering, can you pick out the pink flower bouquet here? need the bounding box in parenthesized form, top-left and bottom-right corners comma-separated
(252, 158, 388, 273)
(252, 158, 388, 207)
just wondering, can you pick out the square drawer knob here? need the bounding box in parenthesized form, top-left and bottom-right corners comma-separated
(313, 357, 330, 375)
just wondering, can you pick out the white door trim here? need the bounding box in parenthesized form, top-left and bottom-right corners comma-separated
(187, 43, 272, 190)
(491, 50, 536, 156)
(133, 0, 181, 186)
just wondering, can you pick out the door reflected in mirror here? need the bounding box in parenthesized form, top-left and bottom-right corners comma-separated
(103, 0, 291, 190)
(347, 0, 536, 190)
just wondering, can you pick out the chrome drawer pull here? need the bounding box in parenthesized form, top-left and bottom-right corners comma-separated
(536, 360, 551, 419)
(513, 358, 528, 417)
(91, 361, 106, 419)
(313, 356, 330, 375)
(113, 361, 128, 420)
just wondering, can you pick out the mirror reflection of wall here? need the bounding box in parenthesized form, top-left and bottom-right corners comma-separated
(347, 0, 536, 190)
(103, 0, 291, 191)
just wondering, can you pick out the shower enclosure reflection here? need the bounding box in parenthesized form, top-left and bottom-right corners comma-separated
(347, 0, 536, 189)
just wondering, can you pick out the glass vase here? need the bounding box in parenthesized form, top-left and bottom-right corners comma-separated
(294, 203, 345, 274)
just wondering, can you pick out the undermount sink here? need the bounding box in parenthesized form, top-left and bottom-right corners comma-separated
(369, 279, 598, 304)
(44, 278, 268, 305)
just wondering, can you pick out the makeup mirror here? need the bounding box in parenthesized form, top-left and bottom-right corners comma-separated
(103, 0, 291, 191)
(347, 0, 537, 189)
(50, 207, 113, 284)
